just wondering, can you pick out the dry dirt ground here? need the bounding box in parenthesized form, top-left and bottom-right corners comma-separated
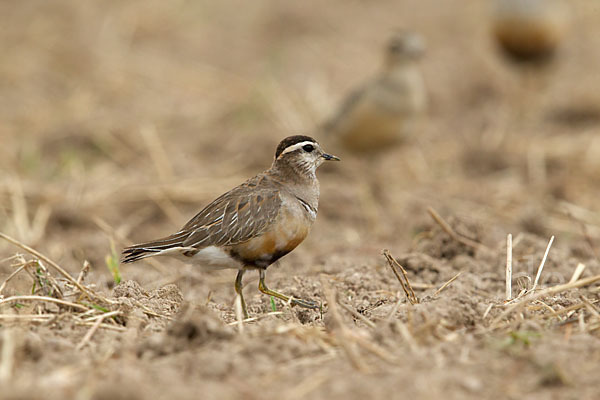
(2, 1, 600, 399)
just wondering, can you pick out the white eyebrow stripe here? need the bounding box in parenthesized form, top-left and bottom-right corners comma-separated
(279, 141, 317, 156)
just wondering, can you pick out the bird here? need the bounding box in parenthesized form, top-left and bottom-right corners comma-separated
(121, 135, 340, 318)
(491, 0, 570, 65)
(323, 31, 427, 154)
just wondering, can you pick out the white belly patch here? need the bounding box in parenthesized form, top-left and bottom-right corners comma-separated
(191, 246, 242, 270)
(153, 245, 242, 270)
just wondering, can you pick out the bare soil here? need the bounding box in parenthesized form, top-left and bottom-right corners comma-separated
(2, 1, 600, 399)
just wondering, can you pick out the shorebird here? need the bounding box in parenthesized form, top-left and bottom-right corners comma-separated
(121, 135, 339, 317)
(323, 31, 427, 153)
(492, 0, 570, 65)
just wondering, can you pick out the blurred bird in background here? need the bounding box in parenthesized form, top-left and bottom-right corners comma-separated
(492, 0, 570, 65)
(490, 0, 571, 113)
(321, 31, 428, 234)
(490, 0, 571, 187)
(323, 31, 427, 154)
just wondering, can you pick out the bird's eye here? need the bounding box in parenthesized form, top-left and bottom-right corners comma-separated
(303, 144, 314, 152)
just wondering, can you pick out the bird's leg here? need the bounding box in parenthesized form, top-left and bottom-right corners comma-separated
(258, 269, 319, 310)
(235, 269, 249, 319)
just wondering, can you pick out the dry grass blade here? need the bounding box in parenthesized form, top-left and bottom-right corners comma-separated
(382, 250, 418, 305)
(433, 271, 462, 297)
(427, 207, 490, 253)
(482, 303, 495, 319)
(491, 274, 600, 327)
(228, 311, 283, 326)
(0, 325, 15, 383)
(506, 233, 512, 300)
(0, 262, 29, 295)
(569, 263, 586, 284)
(0, 232, 96, 300)
(137, 304, 172, 320)
(0, 295, 90, 312)
(580, 296, 600, 320)
(76, 260, 91, 286)
(234, 295, 245, 334)
(25, 259, 63, 299)
(532, 236, 554, 291)
(533, 300, 558, 317)
(82, 310, 121, 322)
(551, 302, 586, 318)
(0, 314, 55, 320)
(337, 301, 376, 329)
(76, 321, 127, 332)
(76, 314, 105, 351)
(410, 282, 434, 289)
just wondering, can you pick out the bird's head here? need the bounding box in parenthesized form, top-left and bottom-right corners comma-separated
(385, 31, 425, 65)
(273, 135, 340, 178)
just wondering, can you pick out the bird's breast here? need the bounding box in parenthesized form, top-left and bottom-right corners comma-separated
(227, 204, 312, 268)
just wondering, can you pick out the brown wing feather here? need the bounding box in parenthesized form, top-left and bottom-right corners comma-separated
(322, 82, 371, 133)
(120, 230, 191, 263)
(121, 174, 282, 263)
(182, 179, 281, 248)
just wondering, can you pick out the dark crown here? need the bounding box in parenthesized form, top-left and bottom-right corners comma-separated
(275, 135, 317, 159)
(386, 31, 424, 58)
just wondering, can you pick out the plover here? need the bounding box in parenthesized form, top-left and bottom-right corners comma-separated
(121, 135, 339, 317)
(324, 31, 427, 153)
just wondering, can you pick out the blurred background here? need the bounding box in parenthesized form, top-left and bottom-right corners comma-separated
(2, 0, 600, 284)
(2, 0, 600, 398)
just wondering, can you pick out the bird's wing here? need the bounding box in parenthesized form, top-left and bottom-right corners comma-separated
(181, 178, 282, 249)
(121, 175, 282, 263)
(322, 82, 371, 133)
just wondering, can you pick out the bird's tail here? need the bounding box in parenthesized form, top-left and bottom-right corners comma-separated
(121, 233, 188, 264)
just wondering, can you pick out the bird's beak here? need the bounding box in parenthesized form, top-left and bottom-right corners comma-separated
(321, 153, 340, 161)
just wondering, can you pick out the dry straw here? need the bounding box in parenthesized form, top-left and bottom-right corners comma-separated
(492, 273, 600, 328)
(426, 207, 490, 253)
(506, 233, 512, 300)
(382, 250, 418, 305)
(433, 271, 462, 297)
(0, 232, 97, 300)
(0, 231, 170, 343)
(532, 236, 554, 291)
